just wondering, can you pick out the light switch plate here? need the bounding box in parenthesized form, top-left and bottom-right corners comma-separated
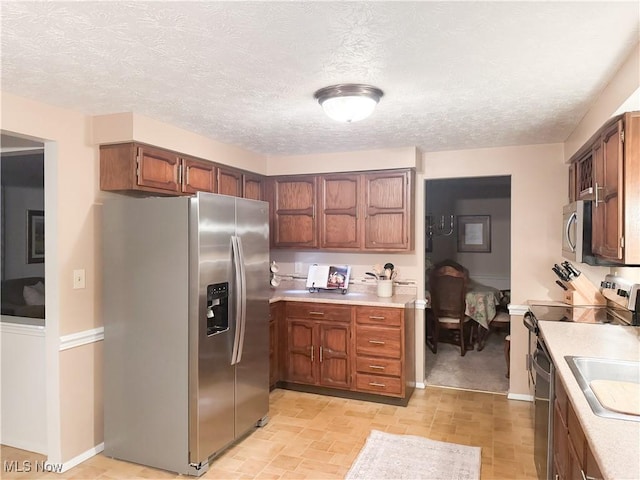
(73, 269, 86, 289)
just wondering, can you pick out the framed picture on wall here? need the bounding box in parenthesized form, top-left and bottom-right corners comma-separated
(457, 215, 491, 252)
(27, 209, 44, 263)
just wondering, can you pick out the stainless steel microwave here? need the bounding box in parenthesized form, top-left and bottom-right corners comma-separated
(562, 200, 595, 264)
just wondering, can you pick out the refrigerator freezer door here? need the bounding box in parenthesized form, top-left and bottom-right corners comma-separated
(234, 198, 270, 435)
(189, 194, 237, 465)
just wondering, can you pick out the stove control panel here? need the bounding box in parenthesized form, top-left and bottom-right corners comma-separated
(601, 274, 639, 313)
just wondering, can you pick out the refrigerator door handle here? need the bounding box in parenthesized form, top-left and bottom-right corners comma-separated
(235, 236, 248, 364)
(231, 235, 243, 365)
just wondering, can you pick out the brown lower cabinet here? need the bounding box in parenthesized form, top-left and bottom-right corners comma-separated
(553, 376, 604, 480)
(285, 302, 352, 389)
(269, 303, 282, 390)
(271, 300, 415, 403)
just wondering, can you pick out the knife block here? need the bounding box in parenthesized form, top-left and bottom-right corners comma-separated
(564, 275, 606, 306)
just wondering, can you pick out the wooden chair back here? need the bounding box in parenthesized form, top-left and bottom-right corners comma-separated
(429, 265, 468, 320)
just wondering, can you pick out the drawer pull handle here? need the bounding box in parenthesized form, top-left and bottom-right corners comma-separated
(369, 315, 385, 320)
(369, 365, 385, 370)
(368, 340, 385, 345)
(369, 382, 386, 387)
(309, 311, 325, 316)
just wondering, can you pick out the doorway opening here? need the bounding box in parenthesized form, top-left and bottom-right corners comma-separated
(1, 134, 47, 455)
(424, 175, 511, 393)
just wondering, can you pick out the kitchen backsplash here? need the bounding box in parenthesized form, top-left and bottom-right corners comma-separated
(272, 275, 418, 297)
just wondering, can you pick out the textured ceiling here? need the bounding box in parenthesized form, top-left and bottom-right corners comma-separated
(1, 2, 639, 156)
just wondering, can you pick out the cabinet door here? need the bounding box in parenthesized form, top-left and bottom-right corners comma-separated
(136, 145, 181, 192)
(363, 170, 412, 251)
(553, 400, 569, 480)
(318, 323, 350, 389)
(568, 163, 576, 203)
(272, 176, 318, 248)
(576, 151, 594, 200)
(181, 157, 216, 194)
(585, 443, 604, 480)
(269, 303, 280, 388)
(592, 120, 623, 261)
(243, 173, 264, 201)
(217, 166, 243, 197)
(319, 175, 361, 249)
(286, 319, 316, 384)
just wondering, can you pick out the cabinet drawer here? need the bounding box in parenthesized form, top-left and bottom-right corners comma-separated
(356, 326, 401, 358)
(355, 373, 402, 396)
(356, 356, 401, 377)
(286, 302, 352, 322)
(355, 306, 402, 326)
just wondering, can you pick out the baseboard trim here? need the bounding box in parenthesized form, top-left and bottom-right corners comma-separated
(507, 392, 534, 402)
(416, 381, 426, 389)
(59, 327, 104, 351)
(60, 442, 104, 473)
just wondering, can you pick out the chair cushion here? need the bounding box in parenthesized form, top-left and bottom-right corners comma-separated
(491, 311, 511, 325)
(438, 316, 471, 324)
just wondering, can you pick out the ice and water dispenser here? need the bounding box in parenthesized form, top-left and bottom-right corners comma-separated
(206, 282, 229, 336)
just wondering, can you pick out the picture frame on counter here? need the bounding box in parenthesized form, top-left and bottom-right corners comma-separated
(457, 215, 491, 253)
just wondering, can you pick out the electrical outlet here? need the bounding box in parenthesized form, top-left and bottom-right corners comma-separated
(295, 262, 303, 274)
(73, 269, 86, 289)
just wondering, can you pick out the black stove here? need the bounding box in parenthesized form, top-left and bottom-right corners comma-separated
(527, 303, 634, 325)
(528, 273, 639, 327)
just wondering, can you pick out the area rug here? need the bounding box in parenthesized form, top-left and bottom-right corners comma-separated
(346, 430, 481, 480)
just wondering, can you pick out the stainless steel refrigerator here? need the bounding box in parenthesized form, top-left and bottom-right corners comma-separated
(102, 192, 270, 476)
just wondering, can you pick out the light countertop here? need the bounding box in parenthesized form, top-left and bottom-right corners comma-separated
(269, 278, 417, 308)
(538, 321, 640, 480)
(270, 289, 416, 308)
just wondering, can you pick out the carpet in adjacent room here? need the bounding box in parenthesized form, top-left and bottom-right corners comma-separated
(425, 330, 509, 393)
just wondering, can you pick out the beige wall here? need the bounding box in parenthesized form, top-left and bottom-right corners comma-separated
(565, 42, 640, 161)
(59, 342, 103, 460)
(92, 112, 266, 174)
(267, 146, 421, 176)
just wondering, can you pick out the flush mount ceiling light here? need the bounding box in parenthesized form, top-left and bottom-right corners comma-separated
(314, 84, 384, 123)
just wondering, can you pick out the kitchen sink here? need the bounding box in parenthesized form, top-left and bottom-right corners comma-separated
(565, 356, 640, 422)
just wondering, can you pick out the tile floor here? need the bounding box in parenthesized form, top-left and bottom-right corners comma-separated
(1, 386, 537, 479)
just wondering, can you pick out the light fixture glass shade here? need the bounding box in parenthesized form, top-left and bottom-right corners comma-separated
(314, 84, 383, 123)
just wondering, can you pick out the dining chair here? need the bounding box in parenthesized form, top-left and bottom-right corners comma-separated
(428, 265, 474, 356)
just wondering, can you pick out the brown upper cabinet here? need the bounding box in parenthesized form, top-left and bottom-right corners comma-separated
(271, 169, 414, 252)
(101, 143, 215, 195)
(217, 166, 243, 197)
(217, 166, 265, 200)
(269, 175, 319, 248)
(100, 142, 264, 200)
(569, 111, 640, 265)
(320, 174, 361, 249)
(243, 172, 264, 201)
(363, 170, 414, 251)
